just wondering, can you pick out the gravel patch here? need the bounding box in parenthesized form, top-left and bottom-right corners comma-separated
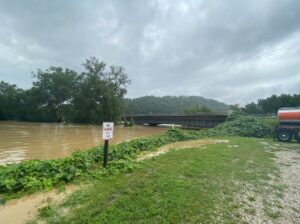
(236, 183, 275, 224)
(237, 141, 300, 224)
(275, 148, 300, 224)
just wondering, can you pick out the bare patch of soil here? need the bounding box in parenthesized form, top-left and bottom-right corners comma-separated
(0, 185, 78, 224)
(137, 139, 229, 161)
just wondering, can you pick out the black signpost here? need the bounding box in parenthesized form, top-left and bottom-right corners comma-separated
(103, 139, 109, 167)
(102, 122, 114, 168)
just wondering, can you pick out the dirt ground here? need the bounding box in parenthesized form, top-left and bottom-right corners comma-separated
(0, 185, 77, 224)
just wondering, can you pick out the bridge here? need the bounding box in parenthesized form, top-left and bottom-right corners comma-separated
(124, 114, 227, 128)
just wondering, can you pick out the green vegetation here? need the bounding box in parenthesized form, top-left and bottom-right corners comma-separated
(242, 94, 300, 114)
(183, 104, 214, 114)
(28, 137, 279, 224)
(0, 129, 202, 201)
(208, 116, 274, 138)
(0, 116, 274, 202)
(1, 114, 293, 223)
(124, 95, 229, 114)
(0, 57, 130, 123)
(3, 71, 297, 123)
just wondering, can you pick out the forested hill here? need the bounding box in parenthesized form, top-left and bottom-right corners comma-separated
(124, 96, 229, 115)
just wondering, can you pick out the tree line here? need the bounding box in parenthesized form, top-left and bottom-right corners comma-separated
(0, 57, 130, 123)
(2, 58, 298, 123)
(241, 94, 300, 114)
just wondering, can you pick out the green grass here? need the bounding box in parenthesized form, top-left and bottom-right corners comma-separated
(29, 137, 279, 224)
(38, 204, 57, 218)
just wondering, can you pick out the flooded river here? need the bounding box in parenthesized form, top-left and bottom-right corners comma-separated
(0, 121, 167, 165)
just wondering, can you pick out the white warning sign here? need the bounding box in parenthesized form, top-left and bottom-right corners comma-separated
(102, 122, 114, 140)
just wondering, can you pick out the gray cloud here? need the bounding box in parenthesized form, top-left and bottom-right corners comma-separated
(0, 0, 300, 104)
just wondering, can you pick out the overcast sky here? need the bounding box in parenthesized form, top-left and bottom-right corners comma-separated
(0, 0, 300, 105)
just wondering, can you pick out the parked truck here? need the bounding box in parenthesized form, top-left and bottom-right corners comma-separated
(275, 107, 300, 143)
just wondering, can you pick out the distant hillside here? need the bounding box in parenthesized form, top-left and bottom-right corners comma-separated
(124, 96, 229, 115)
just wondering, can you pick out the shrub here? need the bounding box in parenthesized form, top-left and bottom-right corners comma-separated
(208, 116, 272, 138)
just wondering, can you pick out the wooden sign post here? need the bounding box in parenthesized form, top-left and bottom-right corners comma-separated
(102, 122, 114, 167)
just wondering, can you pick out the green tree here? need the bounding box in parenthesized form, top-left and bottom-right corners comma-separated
(72, 57, 130, 123)
(0, 57, 130, 123)
(32, 67, 78, 122)
(242, 102, 262, 114)
(0, 81, 24, 120)
(257, 94, 300, 114)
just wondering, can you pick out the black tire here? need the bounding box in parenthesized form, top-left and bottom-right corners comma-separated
(295, 131, 300, 143)
(276, 130, 293, 142)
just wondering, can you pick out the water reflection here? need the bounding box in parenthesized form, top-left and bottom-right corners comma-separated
(0, 121, 167, 165)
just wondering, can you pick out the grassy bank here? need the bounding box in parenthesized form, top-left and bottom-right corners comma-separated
(0, 116, 275, 203)
(28, 137, 280, 223)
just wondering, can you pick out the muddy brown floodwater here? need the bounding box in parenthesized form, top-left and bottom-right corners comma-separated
(0, 121, 167, 165)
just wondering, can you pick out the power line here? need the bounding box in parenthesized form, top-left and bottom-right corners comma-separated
(233, 40, 300, 70)
(235, 41, 300, 69)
